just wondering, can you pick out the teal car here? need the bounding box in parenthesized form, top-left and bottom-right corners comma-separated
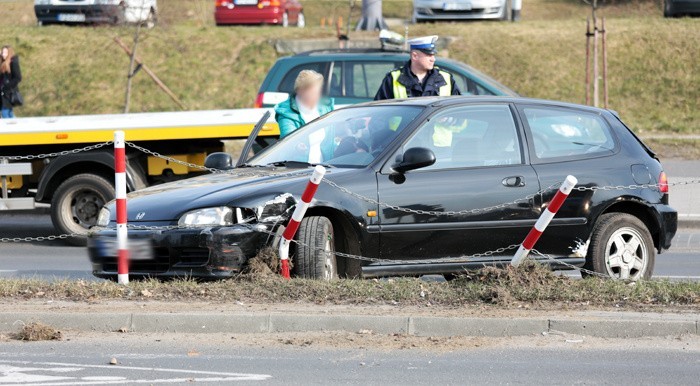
(255, 48, 518, 108)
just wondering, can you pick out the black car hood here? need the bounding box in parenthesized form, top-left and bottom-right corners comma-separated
(108, 167, 336, 222)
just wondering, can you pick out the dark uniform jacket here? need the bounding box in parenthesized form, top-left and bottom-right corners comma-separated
(0, 56, 22, 109)
(374, 60, 460, 100)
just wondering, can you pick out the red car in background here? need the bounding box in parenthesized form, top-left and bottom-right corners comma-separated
(215, 0, 304, 27)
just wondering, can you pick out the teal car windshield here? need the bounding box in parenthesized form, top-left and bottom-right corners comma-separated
(249, 106, 424, 168)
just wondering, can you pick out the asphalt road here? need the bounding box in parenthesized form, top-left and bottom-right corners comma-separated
(0, 212, 699, 281)
(0, 334, 698, 385)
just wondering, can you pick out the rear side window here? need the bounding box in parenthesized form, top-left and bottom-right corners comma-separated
(278, 62, 329, 94)
(345, 61, 398, 98)
(522, 107, 615, 161)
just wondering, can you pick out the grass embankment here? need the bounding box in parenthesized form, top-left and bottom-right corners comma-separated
(0, 0, 697, 135)
(2, 264, 699, 310)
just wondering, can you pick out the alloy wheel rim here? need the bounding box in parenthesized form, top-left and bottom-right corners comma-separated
(282, 12, 288, 27)
(297, 13, 305, 27)
(604, 227, 648, 280)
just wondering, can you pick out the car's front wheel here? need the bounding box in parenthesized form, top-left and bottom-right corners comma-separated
(296, 11, 305, 28)
(585, 213, 655, 280)
(293, 216, 338, 280)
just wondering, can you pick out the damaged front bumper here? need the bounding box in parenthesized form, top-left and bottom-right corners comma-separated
(88, 223, 274, 280)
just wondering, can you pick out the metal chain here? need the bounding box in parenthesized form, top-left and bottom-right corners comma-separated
(574, 179, 700, 192)
(0, 233, 81, 243)
(1, 141, 113, 161)
(322, 179, 562, 217)
(107, 222, 519, 265)
(125, 142, 223, 174)
(529, 249, 609, 279)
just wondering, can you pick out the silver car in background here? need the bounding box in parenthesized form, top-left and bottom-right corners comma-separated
(413, 0, 508, 22)
(34, 0, 157, 27)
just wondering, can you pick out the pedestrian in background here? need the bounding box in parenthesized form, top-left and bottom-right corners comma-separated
(0, 45, 23, 119)
(275, 70, 334, 138)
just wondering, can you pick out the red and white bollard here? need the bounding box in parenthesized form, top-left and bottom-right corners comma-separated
(278, 165, 327, 279)
(511, 175, 578, 267)
(114, 131, 129, 285)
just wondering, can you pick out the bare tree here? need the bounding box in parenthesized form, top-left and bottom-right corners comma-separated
(355, 0, 387, 31)
(123, 18, 143, 113)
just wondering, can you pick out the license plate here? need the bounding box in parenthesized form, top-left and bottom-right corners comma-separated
(234, 0, 258, 5)
(57, 13, 86, 22)
(98, 238, 154, 261)
(443, 2, 471, 11)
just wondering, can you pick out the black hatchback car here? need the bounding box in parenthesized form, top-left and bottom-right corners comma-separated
(89, 97, 676, 281)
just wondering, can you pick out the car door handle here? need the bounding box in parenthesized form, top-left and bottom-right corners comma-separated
(502, 176, 526, 187)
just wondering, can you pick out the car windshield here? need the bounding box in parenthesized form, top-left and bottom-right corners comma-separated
(249, 105, 424, 168)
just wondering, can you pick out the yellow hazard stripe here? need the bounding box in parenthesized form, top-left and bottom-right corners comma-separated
(0, 123, 280, 146)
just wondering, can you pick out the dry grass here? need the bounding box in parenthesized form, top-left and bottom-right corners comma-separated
(14, 322, 62, 341)
(0, 263, 698, 310)
(244, 246, 282, 276)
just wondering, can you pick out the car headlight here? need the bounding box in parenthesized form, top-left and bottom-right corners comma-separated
(178, 207, 234, 227)
(35, 0, 51, 5)
(97, 207, 111, 227)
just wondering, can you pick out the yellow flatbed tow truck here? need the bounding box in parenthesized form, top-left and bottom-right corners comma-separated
(0, 109, 277, 245)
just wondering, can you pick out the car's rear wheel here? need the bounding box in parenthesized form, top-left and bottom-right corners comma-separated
(293, 216, 338, 280)
(282, 12, 289, 27)
(585, 213, 655, 280)
(51, 173, 114, 246)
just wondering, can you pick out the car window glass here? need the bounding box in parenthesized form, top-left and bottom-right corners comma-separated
(523, 107, 615, 160)
(328, 62, 343, 97)
(401, 104, 522, 170)
(474, 82, 495, 96)
(346, 62, 397, 98)
(450, 72, 470, 95)
(249, 106, 424, 168)
(279, 62, 328, 94)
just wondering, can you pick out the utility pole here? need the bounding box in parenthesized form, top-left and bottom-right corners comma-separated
(355, 0, 387, 31)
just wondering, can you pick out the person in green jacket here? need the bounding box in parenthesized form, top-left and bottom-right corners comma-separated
(275, 70, 334, 139)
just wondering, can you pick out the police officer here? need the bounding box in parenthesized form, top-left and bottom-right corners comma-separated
(374, 35, 460, 101)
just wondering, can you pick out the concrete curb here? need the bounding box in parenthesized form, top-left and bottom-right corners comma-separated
(0, 312, 697, 339)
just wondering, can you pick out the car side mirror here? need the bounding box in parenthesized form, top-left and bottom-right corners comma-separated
(204, 152, 234, 171)
(392, 147, 436, 174)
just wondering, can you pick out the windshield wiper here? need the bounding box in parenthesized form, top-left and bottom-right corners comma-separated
(267, 160, 333, 168)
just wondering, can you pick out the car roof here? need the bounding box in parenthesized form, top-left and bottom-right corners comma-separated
(351, 95, 611, 114)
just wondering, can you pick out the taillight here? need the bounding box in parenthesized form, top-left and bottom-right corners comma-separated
(215, 0, 230, 7)
(658, 171, 668, 194)
(254, 92, 264, 108)
(259, 0, 281, 7)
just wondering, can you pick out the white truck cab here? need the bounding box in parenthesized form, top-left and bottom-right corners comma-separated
(34, 0, 157, 27)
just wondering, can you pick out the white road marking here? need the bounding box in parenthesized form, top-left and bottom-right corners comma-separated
(0, 270, 17, 273)
(0, 360, 271, 384)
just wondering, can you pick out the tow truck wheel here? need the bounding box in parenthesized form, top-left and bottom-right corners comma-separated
(293, 216, 338, 280)
(585, 213, 655, 281)
(51, 174, 114, 246)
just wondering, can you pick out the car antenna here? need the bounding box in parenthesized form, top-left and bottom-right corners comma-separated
(236, 110, 271, 168)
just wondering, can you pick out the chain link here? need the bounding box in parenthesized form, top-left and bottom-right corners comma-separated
(0, 233, 81, 243)
(1, 141, 113, 161)
(100, 222, 519, 266)
(125, 142, 223, 174)
(574, 179, 700, 192)
(529, 249, 609, 279)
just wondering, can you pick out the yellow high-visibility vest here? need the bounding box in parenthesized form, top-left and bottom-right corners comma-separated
(390, 69, 452, 99)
